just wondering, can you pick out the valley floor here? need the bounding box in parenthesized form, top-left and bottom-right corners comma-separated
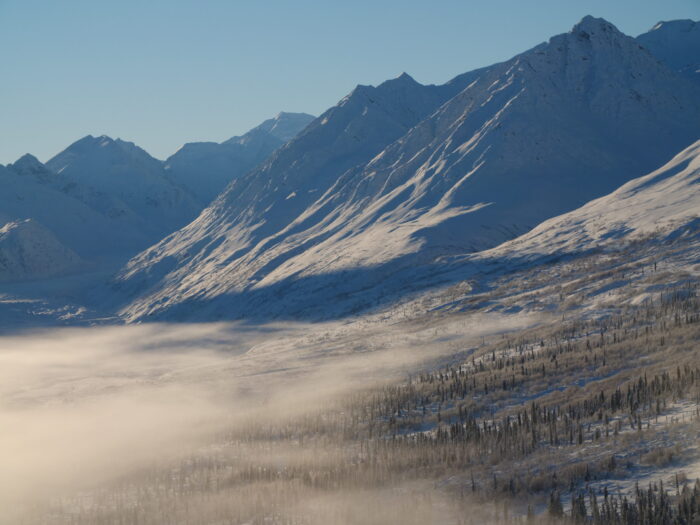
(2, 233, 699, 524)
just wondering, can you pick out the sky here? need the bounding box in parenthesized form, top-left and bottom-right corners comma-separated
(1, 0, 698, 164)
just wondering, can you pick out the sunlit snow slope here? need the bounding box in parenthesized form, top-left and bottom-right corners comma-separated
(475, 140, 700, 262)
(117, 17, 700, 321)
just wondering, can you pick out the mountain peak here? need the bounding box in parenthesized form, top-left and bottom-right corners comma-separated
(46, 133, 165, 183)
(226, 112, 315, 144)
(7, 153, 52, 177)
(64, 134, 115, 153)
(167, 112, 315, 205)
(345, 72, 421, 102)
(53, 134, 159, 162)
(377, 71, 420, 90)
(274, 111, 314, 121)
(13, 153, 42, 167)
(265, 112, 316, 141)
(570, 15, 621, 38)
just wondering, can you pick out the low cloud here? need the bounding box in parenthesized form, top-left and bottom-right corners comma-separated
(0, 312, 539, 522)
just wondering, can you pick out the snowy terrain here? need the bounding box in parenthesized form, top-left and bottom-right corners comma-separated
(164, 112, 314, 205)
(0, 13, 699, 524)
(637, 19, 700, 81)
(0, 160, 150, 261)
(472, 139, 700, 263)
(45, 135, 201, 241)
(0, 114, 311, 285)
(0, 219, 84, 282)
(115, 16, 700, 322)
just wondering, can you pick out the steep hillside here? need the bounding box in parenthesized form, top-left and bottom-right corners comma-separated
(117, 17, 700, 321)
(165, 112, 315, 205)
(0, 219, 84, 282)
(637, 19, 700, 81)
(475, 140, 700, 263)
(46, 135, 201, 238)
(115, 70, 480, 308)
(0, 163, 149, 260)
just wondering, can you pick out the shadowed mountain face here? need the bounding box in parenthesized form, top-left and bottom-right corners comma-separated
(3, 143, 203, 265)
(0, 160, 154, 261)
(637, 19, 700, 82)
(0, 219, 84, 282)
(46, 135, 202, 239)
(0, 113, 314, 283)
(165, 112, 315, 205)
(116, 16, 700, 322)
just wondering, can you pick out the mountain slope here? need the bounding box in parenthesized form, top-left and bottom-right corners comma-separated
(117, 16, 700, 321)
(224, 111, 315, 144)
(475, 139, 700, 262)
(165, 112, 315, 205)
(115, 71, 481, 304)
(46, 135, 201, 238)
(7, 153, 161, 256)
(0, 219, 84, 282)
(7, 153, 55, 183)
(0, 163, 151, 261)
(0, 114, 314, 282)
(637, 19, 700, 82)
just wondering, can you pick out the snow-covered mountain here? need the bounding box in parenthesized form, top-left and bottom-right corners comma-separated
(226, 111, 316, 143)
(116, 16, 700, 322)
(0, 162, 151, 261)
(0, 219, 84, 282)
(1, 139, 199, 279)
(637, 19, 700, 82)
(0, 112, 312, 283)
(474, 139, 700, 262)
(164, 112, 315, 205)
(7, 153, 55, 183)
(114, 67, 489, 316)
(46, 135, 201, 238)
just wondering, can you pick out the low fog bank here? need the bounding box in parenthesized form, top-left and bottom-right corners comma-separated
(0, 312, 542, 523)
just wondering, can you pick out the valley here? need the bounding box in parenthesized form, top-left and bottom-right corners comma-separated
(0, 12, 698, 525)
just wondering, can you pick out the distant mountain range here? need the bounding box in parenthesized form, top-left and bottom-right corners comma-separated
(165, 112, 315, 204)
(0, 112, 313, 279)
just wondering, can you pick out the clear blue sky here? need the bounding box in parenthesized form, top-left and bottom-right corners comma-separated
(1, 0, 698, 164)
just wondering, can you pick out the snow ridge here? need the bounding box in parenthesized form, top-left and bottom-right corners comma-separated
(477, 140, 700, 262)
(116, 16, 700, 322)
(46, 135, 201, 238)
(167, 112, 315, 205)
(637, 19, 700, 82)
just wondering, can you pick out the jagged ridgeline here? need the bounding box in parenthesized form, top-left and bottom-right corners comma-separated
(116, 17, 700, 322)
(0, 113, 314, 278)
